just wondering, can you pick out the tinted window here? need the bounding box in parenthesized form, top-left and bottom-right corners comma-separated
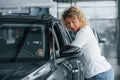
(53, 23, 72, 49)
(0, 23, 46, 62)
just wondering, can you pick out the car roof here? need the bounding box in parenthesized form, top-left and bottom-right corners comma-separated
(0, 15, 44, 26)
(0, 14, 71, 37)
(0, 14, 58, 20)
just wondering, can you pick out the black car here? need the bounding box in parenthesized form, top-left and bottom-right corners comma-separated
(0, 14, 84, 80)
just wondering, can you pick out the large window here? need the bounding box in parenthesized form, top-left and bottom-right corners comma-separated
(0, 24, 46, 62)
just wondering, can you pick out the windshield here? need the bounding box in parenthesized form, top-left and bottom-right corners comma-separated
(0, 23, 46, 62)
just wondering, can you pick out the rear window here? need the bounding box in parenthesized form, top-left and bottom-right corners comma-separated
(0, 23, 47, 62)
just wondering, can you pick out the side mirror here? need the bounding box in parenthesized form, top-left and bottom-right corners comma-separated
(56, 45, 83, 64)
(60, 45, 82, 57)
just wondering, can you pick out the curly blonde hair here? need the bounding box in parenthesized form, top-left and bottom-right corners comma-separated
(62, 6, 89, 27)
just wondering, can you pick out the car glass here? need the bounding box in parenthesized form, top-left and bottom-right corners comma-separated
(0, 24, 46, 62)
(53, 23, 72, 49)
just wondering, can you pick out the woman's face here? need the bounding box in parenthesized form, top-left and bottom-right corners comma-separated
(65, 16, 82, 32)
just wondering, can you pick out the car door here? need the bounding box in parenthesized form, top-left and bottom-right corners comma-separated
(52, 21, 84, 80)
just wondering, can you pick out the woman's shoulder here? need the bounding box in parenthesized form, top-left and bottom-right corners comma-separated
(78, 25, 91, 33)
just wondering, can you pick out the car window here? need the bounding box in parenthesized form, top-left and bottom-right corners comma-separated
(0, 24, 47, 62)
(53, 23, 72, 49)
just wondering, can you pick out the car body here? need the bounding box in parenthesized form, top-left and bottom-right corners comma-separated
(0, 14, 84, 80)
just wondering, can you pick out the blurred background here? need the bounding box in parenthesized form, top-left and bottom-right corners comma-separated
(0, 0, 120, 80)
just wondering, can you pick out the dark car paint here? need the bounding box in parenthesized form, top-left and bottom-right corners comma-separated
(0, 15, 84, 80)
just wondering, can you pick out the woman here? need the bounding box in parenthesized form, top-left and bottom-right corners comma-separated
(62, 6, 114, 80)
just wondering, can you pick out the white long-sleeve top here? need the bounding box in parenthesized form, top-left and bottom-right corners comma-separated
(71, 25, 111, 78)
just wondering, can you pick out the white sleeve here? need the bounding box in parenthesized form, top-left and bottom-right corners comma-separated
(71, 29, 89, 48)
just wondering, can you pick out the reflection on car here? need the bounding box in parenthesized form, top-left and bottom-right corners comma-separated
(0, 14, 84, 80)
